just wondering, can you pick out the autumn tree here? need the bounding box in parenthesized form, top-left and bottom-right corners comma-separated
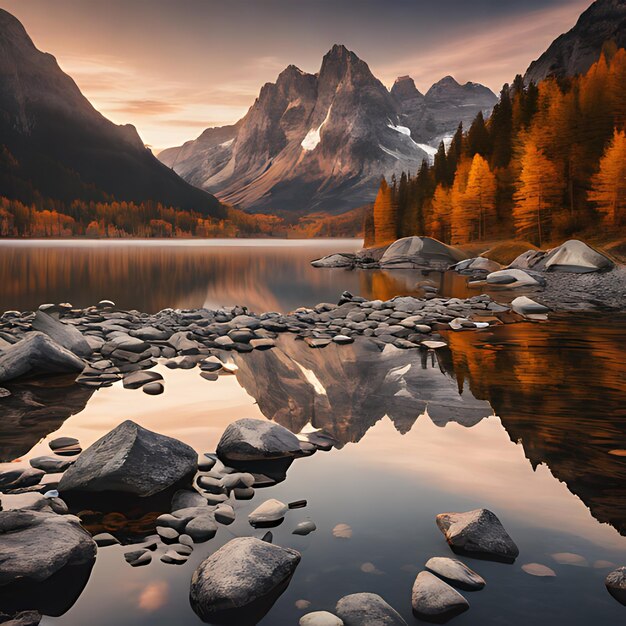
(430, 184, 452, 243)
(513, 142, 565, 245)
(588, 129, 626, 229)
(462, 154, 498, 241)
(372, 177, 398, 246)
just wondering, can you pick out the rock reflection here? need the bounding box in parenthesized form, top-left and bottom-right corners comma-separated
(232, 336, 493, 446)
(0, 376, 95, 462)
(446, 314, 626, 535)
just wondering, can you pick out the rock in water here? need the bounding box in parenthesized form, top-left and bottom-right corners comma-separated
(379, 237, 467, 270)
(335, 593, 407, 626)
(190, 537, 301, 623)
(451, 257, 501, 274)
(0, 610, 42, 625)
(32, 311, 92, 357)
(424, 557, 485, 590)
(511, 296, 550, 316)
(300, 612, 344, 625)
(0, 332, 85, 383)
(311, 254, 356, 268)
(248, 499, 288, 526)
(58, 420, 197, 497)
(486, 269, 543, 288)
(606, 567, 626, 606)
(436, 508, 519, 562)
(411, 571, 470, 621)
(216, 418, 302, 462)
(0, 510, 96, 584)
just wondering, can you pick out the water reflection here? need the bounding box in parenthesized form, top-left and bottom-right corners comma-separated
(446, 314, 626, 535)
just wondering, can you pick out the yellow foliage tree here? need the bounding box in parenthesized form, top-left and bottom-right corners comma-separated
(460, 154, 497, 241)
(513, 141, 564, 246)
(588, 129, 626, 228)
(449, 157, 472, 244)
(429, 184, 452, 242)
(372, 177, 398, 246)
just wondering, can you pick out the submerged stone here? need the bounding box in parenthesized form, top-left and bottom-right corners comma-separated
(411, 571, 469, 621)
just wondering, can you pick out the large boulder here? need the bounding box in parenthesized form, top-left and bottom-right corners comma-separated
(32, 311, 92, 357)
(335, 593, 407, 626)
(380, 237, 467, 270)
(411, 571, 470, 620)
(58, 420, 197, 497)
(311, 254, 356, 269)
(509, 240, 614, 273)
(0, 333, 85, 383)
(216, 418, 302, 462)
(190, 537, 300, 623)
(0, 510, 96, 584)
(436, 508, 519, 563)
(541, 240, 614, 273)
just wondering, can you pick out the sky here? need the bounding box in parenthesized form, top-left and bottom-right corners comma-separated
(0, 0, 593, 152)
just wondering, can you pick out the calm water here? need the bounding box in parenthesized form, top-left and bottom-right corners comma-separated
(0, 240, 625, 625)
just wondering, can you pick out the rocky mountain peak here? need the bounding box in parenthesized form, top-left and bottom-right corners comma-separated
(391, 75, 424, 102)
(524, 0, 626, 84)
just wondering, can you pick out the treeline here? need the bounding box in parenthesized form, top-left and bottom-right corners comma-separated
(365, 44, 626, 248)
(0, 196, 364, 239)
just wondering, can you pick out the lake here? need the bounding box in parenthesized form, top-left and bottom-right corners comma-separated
(0, 240, 625, 625)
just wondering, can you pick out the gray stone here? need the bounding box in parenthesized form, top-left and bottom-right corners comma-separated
(335, 593, 407, 626)
(58, 420, 197, 497)
(217, 418, 302, 462)
(249, 499, 288, 526)
(156, 526, 179, 542)
(300, 612, 344, 626)
(49, 437, 80, 451)
(32, 311, 92, 357)
(311, 254, 355, 268)
(185, 515, 218, 542)
(0, 510, 96, 584)
(142, 382, 164, 395)
(161, 549, 188, 564)
(379, 237, 467, 270)
(0, 333, 85, 383)
(606, 566, 626, 606)
(190, 537, 300, 621)
(436, 508, 519, 562)
(122, 370, 163, 390)
(293, 521, 317, 536)
(511, 296, 550, 316)
(93, 532, 120, 547)
(425, 557, 485, 591)
(0, 610, 42, 625)
(29, 456, 73, 474)
(171, 489, 207, 511)
(124, 549, 151, 567)
(411, 571, 470, 620)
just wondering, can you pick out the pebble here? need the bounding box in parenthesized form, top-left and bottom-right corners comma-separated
(93, 532, 120, 547)
(142, 382, 164, 395)
(293, 521, 317, 536)
(522, 563, 557, 577)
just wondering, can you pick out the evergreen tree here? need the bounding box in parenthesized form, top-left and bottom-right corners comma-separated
(446, 123, 464, 185)
(466, 111, 491, 157)
(433, 141, 448, 185)
(489, 84, 513, 168)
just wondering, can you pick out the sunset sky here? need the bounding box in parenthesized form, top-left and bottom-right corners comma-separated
(0, 0, 592, 151)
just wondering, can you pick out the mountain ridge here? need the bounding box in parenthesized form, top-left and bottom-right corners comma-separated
(0, 8, 225, 217)
(159, 44, 497, 215)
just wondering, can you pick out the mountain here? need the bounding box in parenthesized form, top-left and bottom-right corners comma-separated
(0, 9, 224, 217)
(525, 0, 626, 84)
(160, 45, 497, 215)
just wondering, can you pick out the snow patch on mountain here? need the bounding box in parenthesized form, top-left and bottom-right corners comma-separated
(387, 123, 412, 137)
(301, 106, 332, 151)
(416, 143, 438, 157)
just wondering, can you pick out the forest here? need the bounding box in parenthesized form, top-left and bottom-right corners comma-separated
(365, 44, 626, 249)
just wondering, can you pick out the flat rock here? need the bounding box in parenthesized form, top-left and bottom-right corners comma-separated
(511, 296, 549, 316)
(486, 269, 542, 288)
(190, 537, 301, 622)
(49, 437, 80, 451)
(93, 532, 120, 547)
(436, 508, 519, 562)
(29, 456, 73, 474)
(379, 237, 467, 270)
(184, 515, 218, 542)
(311, 254, 355, 268)
(425, 556, 485, 590)
(293, 521, 316, 536)
(0, 510, 96, 584)
(122, 370, 163, 390)
(217, 418, 302, 462)
(58, 420, 197, 497)
(124, 549, 152, 567)
(335, 592, 407, 626)
(411, 571, 469, 621)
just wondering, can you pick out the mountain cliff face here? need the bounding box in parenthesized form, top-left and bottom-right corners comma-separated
(525, 0, 626, 84)
(160, 45, 496, 215)
(0, 9, 224, 216)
